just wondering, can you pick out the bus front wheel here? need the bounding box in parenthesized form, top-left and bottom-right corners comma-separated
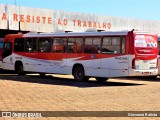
(73, 66, 89, 81)
(16, 63, 25, 76)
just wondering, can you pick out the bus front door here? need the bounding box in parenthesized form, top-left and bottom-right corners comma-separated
(2, 42, 13, 70)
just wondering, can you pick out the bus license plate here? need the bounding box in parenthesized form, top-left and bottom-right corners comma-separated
(143, 72, 150, 75)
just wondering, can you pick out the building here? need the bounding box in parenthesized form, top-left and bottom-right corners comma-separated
(0, 4, 160, 37)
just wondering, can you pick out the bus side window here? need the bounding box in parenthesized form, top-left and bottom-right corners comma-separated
(67, 38, 74, 53)
(67, 37, 83, 53)
(25, 38, 38, 52)
(39, 38, 52, 52)
(14, 38, 25, 52)
(44, 40, 51, 52)
(122, 37, 126, 54)
(84, 37, 101, 54)
(74, 43, 82, 53)
(52, 38, 66, 53)
(102, 37, 120, 54)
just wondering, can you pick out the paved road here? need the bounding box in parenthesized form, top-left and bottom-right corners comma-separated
(0, 73, 160, 120)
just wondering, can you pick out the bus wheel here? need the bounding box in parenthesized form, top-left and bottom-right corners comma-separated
(16, 64, 25, 76)
(73, 66, 89, 81)
(95, 77, 108, 82)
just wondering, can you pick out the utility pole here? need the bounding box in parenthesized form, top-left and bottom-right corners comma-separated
(15, 0, 16, 5)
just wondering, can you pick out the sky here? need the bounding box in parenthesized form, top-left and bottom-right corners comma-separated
(0, 0, 160, 21)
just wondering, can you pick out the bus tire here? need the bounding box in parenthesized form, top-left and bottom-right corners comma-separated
(95, 77, 108, 82)
(15, 63, 25, 76)
(73, 65, 89, 81)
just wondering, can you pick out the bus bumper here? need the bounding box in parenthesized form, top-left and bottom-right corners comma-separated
(129, 69, 158, 76)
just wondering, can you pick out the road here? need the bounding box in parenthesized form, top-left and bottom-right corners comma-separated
(0, 73, 160, 120)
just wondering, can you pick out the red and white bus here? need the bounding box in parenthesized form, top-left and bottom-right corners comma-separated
(2, 30, 158, 81)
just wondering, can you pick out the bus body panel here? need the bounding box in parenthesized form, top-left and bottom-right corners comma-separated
(100, 54, 129, 77)
(3, 57, 14, 70)
(128, 55, 158, 76)
(3, 53, 157, 77)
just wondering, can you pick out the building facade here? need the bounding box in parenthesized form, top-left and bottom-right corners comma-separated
(0, 4, 160, 34)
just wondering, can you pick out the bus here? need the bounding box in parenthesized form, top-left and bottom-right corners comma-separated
(2, 30, 158, 81)
(0, 38, 4, 68)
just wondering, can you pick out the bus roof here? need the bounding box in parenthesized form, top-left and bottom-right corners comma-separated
(22, 30, 157, 38)
(23, 31, 129, 38)
(4, 30, 157, 39)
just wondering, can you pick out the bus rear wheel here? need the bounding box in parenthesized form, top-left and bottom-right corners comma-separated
(95, 77, 108, 82)
(73, 66, 89, 81)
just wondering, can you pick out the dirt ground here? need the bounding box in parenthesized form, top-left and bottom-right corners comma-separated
(0, 73, 160, 120)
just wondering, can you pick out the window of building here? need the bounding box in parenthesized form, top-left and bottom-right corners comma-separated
(52, 38, 66, 53)
(14, 38, 25, 52)
(84, 37, 101, 54)
(39, 38, 52, 52)
(102, 37, 121, 54)
(67, 37, 83, 53)
(25, 38, 38, 52)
